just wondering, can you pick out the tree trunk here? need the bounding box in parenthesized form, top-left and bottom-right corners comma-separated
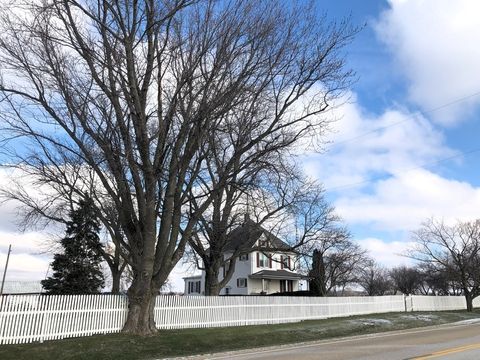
(309, 251, 327, 296)
(122, 275, 158, 335)
(111, 268, 122, 294)
(465, 293, 473, 312)
(204, 268, 221, 296)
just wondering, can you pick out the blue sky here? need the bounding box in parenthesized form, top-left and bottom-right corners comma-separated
(2, 0, 480, 289)
(301, 0, 480, 266)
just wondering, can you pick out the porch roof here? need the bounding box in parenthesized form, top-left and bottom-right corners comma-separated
(249, 270, 305, 280)
(183, 275, 202, 280)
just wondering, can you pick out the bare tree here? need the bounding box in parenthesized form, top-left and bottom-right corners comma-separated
(189, 165, 307, 295)
(295, 190, 366, 296)
(415, 262, 458, 296)
(389, 266, 421, 296)
(0, 0, 356, 334)
(308, 233, 366, 296)
(411, 218, 480, 311)
(357, 259, 392, 296)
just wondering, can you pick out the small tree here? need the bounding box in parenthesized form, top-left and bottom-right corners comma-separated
(357, 260, 393, 296)
(389, 266, 421, 296)
(308, 229, 366, 296)
(42, 197, 104, 294)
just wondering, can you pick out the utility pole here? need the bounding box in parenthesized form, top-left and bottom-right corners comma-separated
(0, 244, 12, 296)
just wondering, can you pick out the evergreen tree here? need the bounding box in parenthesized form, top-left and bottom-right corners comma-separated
(42, 197, 105, 294)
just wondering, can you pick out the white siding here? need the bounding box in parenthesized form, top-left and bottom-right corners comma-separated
(219, 252, 250, 295)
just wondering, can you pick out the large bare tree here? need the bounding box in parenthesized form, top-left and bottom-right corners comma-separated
(0, 0, 356, 334)
(411, 218, 480, 311)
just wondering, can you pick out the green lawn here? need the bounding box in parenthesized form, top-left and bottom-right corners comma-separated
(1, 310, 480, 360)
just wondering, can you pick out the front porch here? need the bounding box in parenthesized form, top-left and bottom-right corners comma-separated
(249, 270, 305, 294)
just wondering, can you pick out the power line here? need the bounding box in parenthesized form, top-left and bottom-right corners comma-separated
(326, 146, 480, 192)
(332, 90, 480, 147)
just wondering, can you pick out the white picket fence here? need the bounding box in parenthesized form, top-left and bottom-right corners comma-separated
(154, 295, 405, 329)
(0, 295, 128, 345)
(407, 295, 467, 311)
(0, 294, 477, 345)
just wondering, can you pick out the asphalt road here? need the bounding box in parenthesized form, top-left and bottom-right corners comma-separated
(201, 321, 480, 360)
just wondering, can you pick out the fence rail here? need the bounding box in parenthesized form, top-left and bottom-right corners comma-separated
(0, 294, 477, 345)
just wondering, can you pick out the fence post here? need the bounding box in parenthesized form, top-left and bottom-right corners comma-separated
(39, 296, 48, 343)
(404, 294, 413, 312)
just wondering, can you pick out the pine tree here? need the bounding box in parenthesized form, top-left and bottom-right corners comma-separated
(42, 197, 105, 294)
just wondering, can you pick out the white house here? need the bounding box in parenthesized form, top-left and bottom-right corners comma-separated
(184, 218, 304, 295)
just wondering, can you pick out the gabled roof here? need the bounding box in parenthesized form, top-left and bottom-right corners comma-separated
(223, 218, 291, 252)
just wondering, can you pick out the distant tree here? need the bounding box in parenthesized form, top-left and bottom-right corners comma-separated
(357, 260, 393, 296)
(410, 218, 480, 311)
(42, 197, 104, 294)
(416, 263, 458, 296)
(389, 266, 421, 295)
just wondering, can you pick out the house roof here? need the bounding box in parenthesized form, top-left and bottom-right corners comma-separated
(223, 218, 291, 252)
(249, 270, 305, 280)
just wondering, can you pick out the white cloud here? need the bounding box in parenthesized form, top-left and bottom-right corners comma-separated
(0, 250, 51, 281)
(0, 230, 52, 254)
(303, 94, 453, 191)
(357, 237, 413, 268)
(375, 0, 480, 124)
(305, 94, 480, 254)
(337, 169, 480, 232)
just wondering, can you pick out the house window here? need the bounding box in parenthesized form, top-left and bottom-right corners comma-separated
(237, 278, 248, 288)
(188, 280, 201, 294)
(257, 252, 271, 268)
(239, 254, 249, 261)
(225, 287, 231, 295)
